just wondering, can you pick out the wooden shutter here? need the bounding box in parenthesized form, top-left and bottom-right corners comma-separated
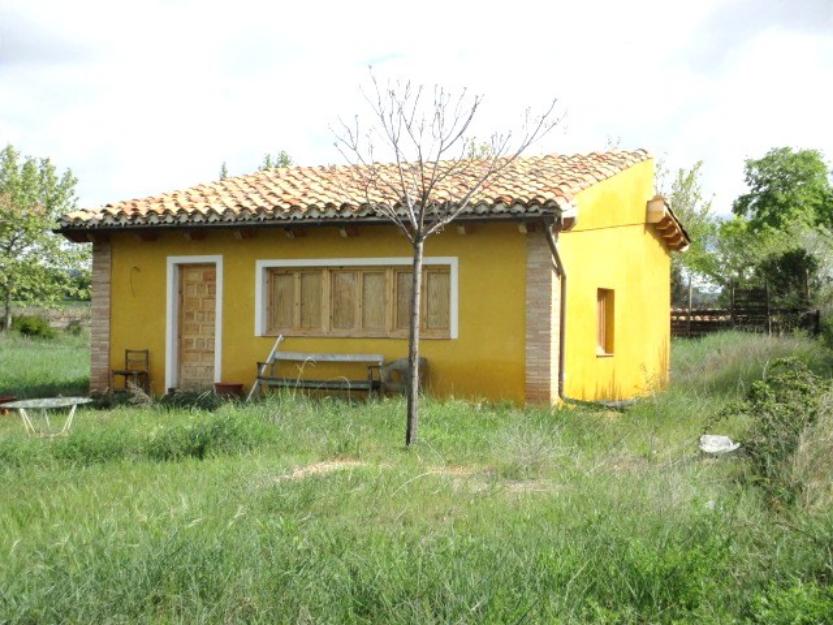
(269, 271, 295, 332)
(395, 270, 412, 332)
(299, 271, 322, 330)
(331, 270, 357, 330)
(361, 271, 386, 331)
(425, 269, 450, 331)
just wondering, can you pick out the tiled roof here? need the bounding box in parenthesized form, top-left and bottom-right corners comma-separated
(59, 149, 653, 230)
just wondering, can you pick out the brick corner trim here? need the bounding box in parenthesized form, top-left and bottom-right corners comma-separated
(89, 240, 112, 393)
(524, 232, 560, 404)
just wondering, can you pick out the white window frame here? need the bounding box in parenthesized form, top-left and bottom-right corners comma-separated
(254, 256, 459, 339)
(165, 255, 224, 390)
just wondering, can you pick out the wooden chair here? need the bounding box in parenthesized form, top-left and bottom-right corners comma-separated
(111, 350, 150, 393)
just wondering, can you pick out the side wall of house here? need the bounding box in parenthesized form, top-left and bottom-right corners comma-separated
(104, 222, 529, 402)
(559, 160, 672, 401)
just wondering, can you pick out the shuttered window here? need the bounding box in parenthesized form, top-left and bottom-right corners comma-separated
(266, 265, 451, 338)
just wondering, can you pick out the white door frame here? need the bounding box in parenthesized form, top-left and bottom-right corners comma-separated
(165, 255, 224, 390)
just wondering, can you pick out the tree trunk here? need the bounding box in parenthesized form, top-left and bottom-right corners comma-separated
(2, 291, 11, 333)
(405, 237, 424, 447)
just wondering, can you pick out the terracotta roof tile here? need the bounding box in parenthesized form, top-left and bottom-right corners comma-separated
(60, 149, 652, 229)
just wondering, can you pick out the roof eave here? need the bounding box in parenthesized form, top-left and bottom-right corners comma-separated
(645, 195, 692, 253)
(56, 203, 564, 240)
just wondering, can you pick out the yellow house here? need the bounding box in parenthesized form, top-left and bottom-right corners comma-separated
(59, 149, 688, 404)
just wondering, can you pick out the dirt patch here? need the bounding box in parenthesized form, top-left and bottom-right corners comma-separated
(599, 453, 651, 474)
(428, 466, 557, 495)
(271, 460, 558, 495)
(276, 459, 367, 482)
(503, 479, 557, 494)
(428, 464, 481, 477)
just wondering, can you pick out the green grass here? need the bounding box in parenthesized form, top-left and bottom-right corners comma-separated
(1, 331, 832, 623)
(0, 330, 89, 398)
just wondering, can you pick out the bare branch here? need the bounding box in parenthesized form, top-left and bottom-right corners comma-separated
(333, 72, 562, 242)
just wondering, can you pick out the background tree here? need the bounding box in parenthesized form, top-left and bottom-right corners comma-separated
(260, 150, 292, 170)
(733, 147, 833, 231)
(657, 160, 718, 303)
(726, 148, 833, 306)
(755, 248, 818, 307)
(334, 76, 558, 446)
(219, 152, 293, 180)
(0, 145, 88, 331)
(710, 217, 759, 288)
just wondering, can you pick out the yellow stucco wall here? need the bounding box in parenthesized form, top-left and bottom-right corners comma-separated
(108, 223, 529, 402)
(559, 159, 671, 400)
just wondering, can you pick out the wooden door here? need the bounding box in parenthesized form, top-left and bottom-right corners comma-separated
(178, 264, 216, 390)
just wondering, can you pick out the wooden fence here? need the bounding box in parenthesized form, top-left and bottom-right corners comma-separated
(671, 287, 821, 338)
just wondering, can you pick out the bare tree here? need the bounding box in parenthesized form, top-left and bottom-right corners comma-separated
(333, 75, 560, 446)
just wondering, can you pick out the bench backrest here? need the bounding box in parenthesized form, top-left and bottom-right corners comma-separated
(272, 351, 384, 365)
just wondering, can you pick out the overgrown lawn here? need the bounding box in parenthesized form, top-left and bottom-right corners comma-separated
(0, 330, 89, 398)
(1, 331, 832, 624)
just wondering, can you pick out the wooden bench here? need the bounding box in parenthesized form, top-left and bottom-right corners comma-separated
(255, 351, 385, 397)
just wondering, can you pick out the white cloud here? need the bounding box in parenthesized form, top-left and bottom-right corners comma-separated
(1, 0, 831, 215)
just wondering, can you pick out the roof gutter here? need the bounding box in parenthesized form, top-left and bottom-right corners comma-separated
(543, 222, 567, 401)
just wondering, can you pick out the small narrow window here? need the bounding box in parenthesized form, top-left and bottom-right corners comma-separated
(597, 288, 614, 355)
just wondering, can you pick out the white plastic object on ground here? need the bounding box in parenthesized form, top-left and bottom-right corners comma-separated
(699, 434, 741, 455)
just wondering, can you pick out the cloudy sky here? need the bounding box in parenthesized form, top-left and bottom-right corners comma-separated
(1, 0, 831, 215)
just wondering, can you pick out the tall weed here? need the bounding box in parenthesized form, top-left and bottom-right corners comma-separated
(791, 393, 833, 512)
(672, 332, 831, 397)
(0, 411, 271, 468)
(495, 420, 562, 480)
(146, 412, 267, 461)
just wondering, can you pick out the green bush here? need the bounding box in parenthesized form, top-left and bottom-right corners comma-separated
(64, 319, 83, 336)
(12, 315, 56, 339)
(749, 581, 833, 625)
(737, 358, 824, 504)
(820, 315, 833, 350)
